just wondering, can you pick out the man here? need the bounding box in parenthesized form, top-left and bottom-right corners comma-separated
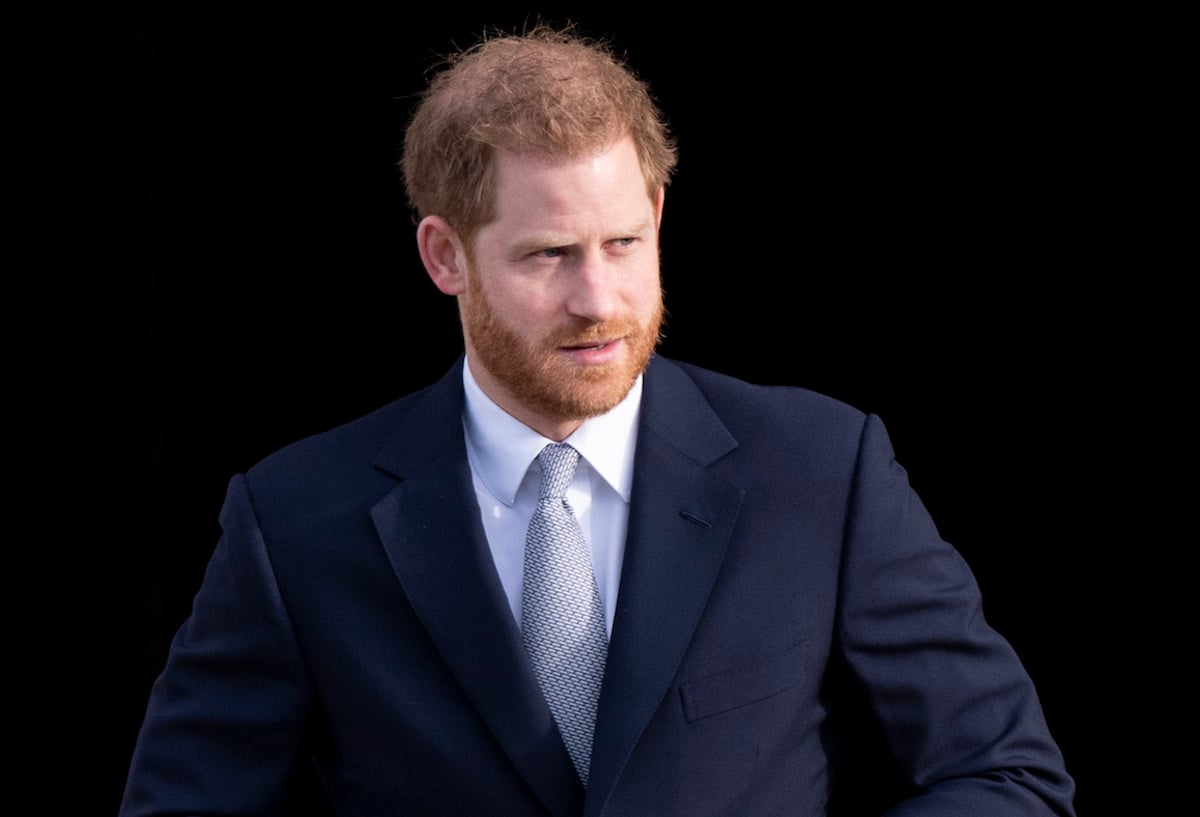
(122, 25, 1076, 816)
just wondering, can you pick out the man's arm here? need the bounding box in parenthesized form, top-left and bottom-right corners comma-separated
(121, 474, 314, 816)
(837, 413, 1076, 816)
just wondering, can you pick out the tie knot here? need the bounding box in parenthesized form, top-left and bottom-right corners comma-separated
(536, 444, 579, 500)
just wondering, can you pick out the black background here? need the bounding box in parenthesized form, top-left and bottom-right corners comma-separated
(130, 6, 1197, 813)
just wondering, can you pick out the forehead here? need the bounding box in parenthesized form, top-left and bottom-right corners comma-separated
(488, 138, 652, 220)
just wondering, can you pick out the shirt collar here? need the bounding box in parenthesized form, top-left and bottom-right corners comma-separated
(462, 359, 642, 506)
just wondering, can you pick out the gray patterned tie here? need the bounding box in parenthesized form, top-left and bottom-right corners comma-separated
(521, 443, 608, 786)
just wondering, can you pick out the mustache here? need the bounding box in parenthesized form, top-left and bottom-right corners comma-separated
(547, 318, 643, 348)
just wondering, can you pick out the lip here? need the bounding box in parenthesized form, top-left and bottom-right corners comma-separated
(559, 336, 625, 365)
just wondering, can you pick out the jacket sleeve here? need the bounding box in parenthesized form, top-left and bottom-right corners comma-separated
(837, 413, 1076, 816)
(121, 474, 314, 816)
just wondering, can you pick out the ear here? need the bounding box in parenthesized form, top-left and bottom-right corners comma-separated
(654, 186, 665, 229)
(417, 215, 468, 295)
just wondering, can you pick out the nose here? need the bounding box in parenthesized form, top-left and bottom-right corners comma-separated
(565, 251, 618, 323)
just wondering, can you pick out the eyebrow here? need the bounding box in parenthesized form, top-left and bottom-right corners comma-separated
(511, 220, 655, 255)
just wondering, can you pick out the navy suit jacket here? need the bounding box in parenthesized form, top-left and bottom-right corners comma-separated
(122, 355, 1075, 816)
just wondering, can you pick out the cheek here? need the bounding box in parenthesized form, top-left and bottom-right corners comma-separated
(625, 263, 663, 314)
(484, 280, 560, 328)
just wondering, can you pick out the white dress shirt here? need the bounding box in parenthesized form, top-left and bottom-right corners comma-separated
(461, 359, 641, 637)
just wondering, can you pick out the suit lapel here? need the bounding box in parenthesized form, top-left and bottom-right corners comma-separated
(585, 357, 745, 815)
(365, 356, 744, 816)
(369, 359, 583, 817)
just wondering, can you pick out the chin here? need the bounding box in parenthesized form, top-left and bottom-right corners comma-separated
(544, 368, 640, 420)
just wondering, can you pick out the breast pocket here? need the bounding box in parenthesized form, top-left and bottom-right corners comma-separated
(678, 639, 811, 723)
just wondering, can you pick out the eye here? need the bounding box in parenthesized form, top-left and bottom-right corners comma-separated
(535, 247, 564, 258)
(610, 237, 636, 248)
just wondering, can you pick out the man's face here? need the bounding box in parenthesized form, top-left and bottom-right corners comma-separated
(460, 136, 664, 439)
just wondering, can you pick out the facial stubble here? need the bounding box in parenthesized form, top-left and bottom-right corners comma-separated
(462, 269, 664, 425)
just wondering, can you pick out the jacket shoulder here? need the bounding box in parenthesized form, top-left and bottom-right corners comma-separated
(245, 359, 465, 486)
(244, 389, 422, 482)
(659, 357, 869, 444)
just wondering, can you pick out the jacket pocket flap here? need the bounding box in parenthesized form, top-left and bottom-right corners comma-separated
(679, 640, 809, 722)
